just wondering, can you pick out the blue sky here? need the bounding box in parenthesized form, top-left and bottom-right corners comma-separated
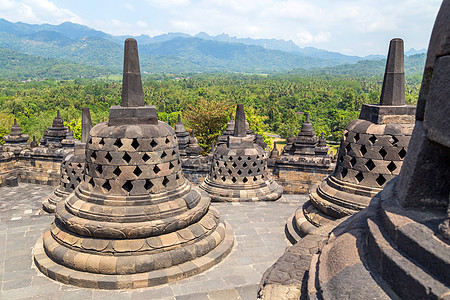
(0, 0, 443, 56)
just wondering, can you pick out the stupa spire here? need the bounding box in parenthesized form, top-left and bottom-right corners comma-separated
(81, 107, 92, 144)
(380, 38, 405, 106)
(121, 38, 144, 107)
(233, 104, 246, 137)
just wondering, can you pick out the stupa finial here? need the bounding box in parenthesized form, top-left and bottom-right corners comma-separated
(233, 104, 246, 137)
(81, 107, 92, 144)
(121, 38, 144, 107)
(380, 38, 405, 106)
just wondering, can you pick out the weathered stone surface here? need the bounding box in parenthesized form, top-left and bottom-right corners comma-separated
(34, 38, 233, 289)
(261, 4, 450, 299)
(3, 118, 29, 150)
(39, 111, 70, 148)
(200, 104, 283, 202)
(302, 38, 415, 236)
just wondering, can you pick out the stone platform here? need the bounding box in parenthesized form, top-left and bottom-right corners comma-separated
(0, 183, 307, 299)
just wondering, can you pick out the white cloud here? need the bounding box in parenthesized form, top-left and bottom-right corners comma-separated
(0, 0, 82, 24)
(146, 0, 190, 8)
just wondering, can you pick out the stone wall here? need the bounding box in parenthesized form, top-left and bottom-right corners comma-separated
(268, 163, 334, 194)
(0, 148, 67, 186)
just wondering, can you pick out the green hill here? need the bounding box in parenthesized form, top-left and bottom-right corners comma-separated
(0, 47, 111, 80)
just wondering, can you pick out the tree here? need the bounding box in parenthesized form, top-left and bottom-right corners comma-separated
(184, 98, 231, 153)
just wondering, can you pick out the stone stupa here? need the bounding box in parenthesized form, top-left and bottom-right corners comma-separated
(39, 110, 69, 148)
(259, 4, 449, 298)
(292, 38, 416, 239)
(34, 38, 233, 289)
(42, 107, 92, 213)
(3, 118, 29, 150)
(174, 114, 190, 156)
(200, 104, 283, 202)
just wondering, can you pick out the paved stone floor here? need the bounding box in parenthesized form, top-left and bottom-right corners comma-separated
(0, 183, 307, 299)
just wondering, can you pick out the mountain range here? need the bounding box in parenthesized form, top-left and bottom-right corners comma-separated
(0, 18, 427, 77)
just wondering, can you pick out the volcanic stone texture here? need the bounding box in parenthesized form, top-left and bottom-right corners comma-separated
(3, 119, 29, 150)
(33, 38, 233, 289)
(39, 111, 69, 148)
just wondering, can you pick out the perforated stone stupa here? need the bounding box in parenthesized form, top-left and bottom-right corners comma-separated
(42, 108, 92, 213)
(34, 38, 233, 289)
(200, 104, 283, 202)
(39, 110, 69, 148)
(3, 118, 29, 150)
(259, 5, 449, 298)
(291, 38, 416, 239)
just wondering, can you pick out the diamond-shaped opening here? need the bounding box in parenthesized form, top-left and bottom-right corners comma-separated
(63, 183, 67, 188)
(379, 148, 387, 158)
(232, 162, 237, 168)
(122, 180, 133, 193)
(91, 151, 97, 161)
(105, 152, 113, 163)
(237, 170, 242, 175)
(243, 162, 248, 167)
(350, 157, 357, 167)
(70, 184, 75, 190)
(253, 176, 258, 181)
(131, 138, 140, 150)
(248, 169, 253, 174)
(360, 145, 367, 156)
(169, 162, 174, 169)
(114, 138, 123, 148)
(238, 156, 242, 161)
(165, 137, 170, 144)
(144, 179, 153, 190)
(341, 168, 348, 178)
(133, 166, 142, 177)
(399, 148, 407, 159)
(96, 164, 103, 174)
(247, 156, 252, 160)
(142, 153, 150, 162)
(231, 177, 237, 183)
(113, 167, 122, 176)
(369, 135, 377, 145)
(218, 169, 222, 174)
(228, 156, 233, 161)
(150, 140, 158, 147)
(224, 162, 228, 167)
(162, 177, 170, 187)
(252, 162, 257, 167)
(219, 155, 223, 159)
(355, 172, 364, 183)
(227, 169, 232, 175)
(387, 161, 397, 172)
(262, 174, 265, 179)
(216, 161, 220, 166)
(88, 177, 95, 188)
(71, 170, 76, 176)
(376, 174, 386, 186)
(213, 174, 217, 180)
(176, 173, 180, 180)
(256, 155, 260, 159)
(172, 150, 176, 156)
(257, 168, 261, 173)
(76, 177, 81, 183)
(153, 165, 161, 174)
(102, 180, 111, 192)
(221, 176, 226, 182)
(389, 135, 399, 145)
(88, 138, 92, 144)
(354, 133, 360, 142)
(243, 177, 248, 183)
(345, 143, 352, 154)
(99, 138, 105, 146)
(365, 159, 376, 171)
(122, 152, 132, 163)
(161, 151, 167, 159)
(77, 163, 82, 168)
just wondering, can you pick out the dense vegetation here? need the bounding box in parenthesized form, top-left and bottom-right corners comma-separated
(0, 72, 421, 150)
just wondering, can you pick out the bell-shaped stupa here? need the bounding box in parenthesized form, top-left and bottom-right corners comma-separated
(200, 104, 283, 202)
(42, 107, 92, 213)
(34, 38, 233, 289)
(288, 38, 416, 240)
